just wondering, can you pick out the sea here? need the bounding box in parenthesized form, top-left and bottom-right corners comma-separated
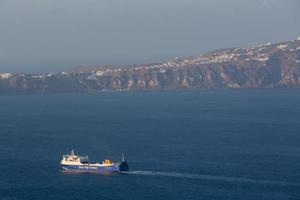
(0, 89, 300, 200)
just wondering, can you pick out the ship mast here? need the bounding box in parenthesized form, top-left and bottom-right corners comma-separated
(122, 153, 125, 162)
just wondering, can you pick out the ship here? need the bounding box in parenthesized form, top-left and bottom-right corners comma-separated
(60, 150, 129, 173)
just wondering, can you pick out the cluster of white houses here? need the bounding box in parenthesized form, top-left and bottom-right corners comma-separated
(0, 73, 12, 79)
(1, 37, 299, 80)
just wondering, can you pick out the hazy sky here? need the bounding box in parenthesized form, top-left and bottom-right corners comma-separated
(0, 0, 299, 72)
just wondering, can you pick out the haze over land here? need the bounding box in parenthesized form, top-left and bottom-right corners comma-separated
(0, 0, 299, 72)
(1, 38, 300, 93)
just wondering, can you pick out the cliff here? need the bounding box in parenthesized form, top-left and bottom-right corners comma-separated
(1, 38, 300, 94)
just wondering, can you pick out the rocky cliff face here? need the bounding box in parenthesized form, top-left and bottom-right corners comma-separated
(1, 38, 300, 94)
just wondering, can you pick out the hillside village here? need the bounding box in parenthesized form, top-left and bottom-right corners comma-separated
(1, 37, 300, 93)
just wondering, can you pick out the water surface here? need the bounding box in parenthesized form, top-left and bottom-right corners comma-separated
(0, 89, 300, 200)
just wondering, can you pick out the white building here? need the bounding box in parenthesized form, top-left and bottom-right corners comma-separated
(32, 75, 44, 79)
(277, 44, 288, 50)
(0, 73, 12, 79)
(95, 70, 104, 76)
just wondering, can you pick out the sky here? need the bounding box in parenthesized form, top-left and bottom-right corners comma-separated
(0, 0, 299, 73)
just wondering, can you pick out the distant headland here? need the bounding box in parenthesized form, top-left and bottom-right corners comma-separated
(1, 37, 300, 94)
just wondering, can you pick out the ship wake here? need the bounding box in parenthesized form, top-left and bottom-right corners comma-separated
(122, 171, 300, 187)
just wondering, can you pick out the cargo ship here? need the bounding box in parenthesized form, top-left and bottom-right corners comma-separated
(60, 150, 129, 173)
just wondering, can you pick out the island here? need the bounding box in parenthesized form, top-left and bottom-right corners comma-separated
(1, 37, 300, 94)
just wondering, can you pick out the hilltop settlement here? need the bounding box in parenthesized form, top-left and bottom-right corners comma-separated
(1, 37, 300, 93)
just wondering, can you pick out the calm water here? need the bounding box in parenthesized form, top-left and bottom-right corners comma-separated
(0, 89, 300, 200)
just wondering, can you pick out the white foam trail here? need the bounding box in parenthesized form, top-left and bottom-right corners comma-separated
(122, 171, 300, 187)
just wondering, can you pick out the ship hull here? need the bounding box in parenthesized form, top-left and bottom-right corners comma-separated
(60, 164, 120, 172)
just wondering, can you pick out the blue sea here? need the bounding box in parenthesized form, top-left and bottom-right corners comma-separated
(0, 89, 300, 200)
